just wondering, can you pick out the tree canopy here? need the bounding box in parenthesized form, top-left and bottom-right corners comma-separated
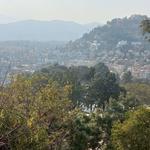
(111, 107, 150, 150)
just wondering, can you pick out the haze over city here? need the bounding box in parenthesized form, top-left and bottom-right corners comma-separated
(0, 0, 150, 24)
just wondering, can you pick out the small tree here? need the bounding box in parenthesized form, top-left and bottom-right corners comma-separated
(141, 19, 150, 41)
(121, 71, 132, 83)
(87, 72, 121, 110)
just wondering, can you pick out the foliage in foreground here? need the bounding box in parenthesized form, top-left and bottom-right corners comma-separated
(123, 83, 150, 105)
(0, 75, 112, 150)
(0, 63, 150, 149)
(0, 75, 74, 149)
(111, 107, 150, 150)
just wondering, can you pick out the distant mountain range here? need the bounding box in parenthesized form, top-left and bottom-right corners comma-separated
(0, 19, 101, 41)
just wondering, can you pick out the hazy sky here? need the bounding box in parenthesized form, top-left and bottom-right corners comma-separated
(0, 0, 150, 23)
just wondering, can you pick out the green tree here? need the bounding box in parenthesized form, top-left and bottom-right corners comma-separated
(0, 75, 74, 150)
(141, 19, 150, 41)
(94, 63, 110, 78)
(67, 110, 110, 150)
(124, 83, 150, 105)
(121, 71, 132, 83)
(37, 64, 83, 107)
(111, 107, 150, 150)
(86, 72, 121, 110)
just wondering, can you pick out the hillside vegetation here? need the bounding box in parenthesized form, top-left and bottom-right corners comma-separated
(0, 63, 150, 149)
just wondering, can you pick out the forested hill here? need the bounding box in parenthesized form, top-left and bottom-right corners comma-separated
(66, 15, 150, 51)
